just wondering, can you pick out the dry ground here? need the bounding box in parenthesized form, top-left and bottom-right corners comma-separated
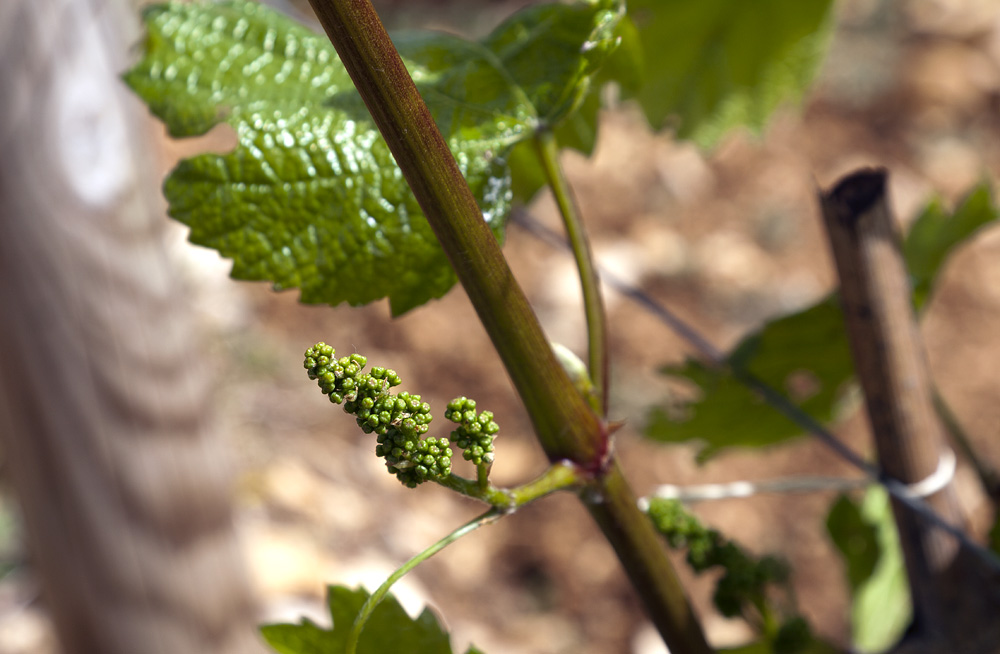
(2, 0, 1000, 652)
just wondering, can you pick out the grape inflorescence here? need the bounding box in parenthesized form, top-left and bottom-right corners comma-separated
(304, 343, 499, 488)
(647, 498, 790, 619)
(444, 397, 499, 466)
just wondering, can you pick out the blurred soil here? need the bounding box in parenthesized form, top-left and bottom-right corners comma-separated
(3, 0, 1000, 652)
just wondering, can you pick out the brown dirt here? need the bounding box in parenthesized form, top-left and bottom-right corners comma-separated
(3, 0, 1000, 653)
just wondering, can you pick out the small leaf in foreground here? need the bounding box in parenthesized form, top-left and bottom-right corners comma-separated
(125, 0, 625, 314)
(627, 0, 834, 147)
(261, 585, 482, 654)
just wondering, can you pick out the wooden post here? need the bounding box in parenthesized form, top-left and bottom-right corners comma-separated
(820, 168, 1000, 652)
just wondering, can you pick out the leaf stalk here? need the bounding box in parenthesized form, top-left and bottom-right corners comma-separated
(347, 508, 504, 654)
(533, 131, 609, 416)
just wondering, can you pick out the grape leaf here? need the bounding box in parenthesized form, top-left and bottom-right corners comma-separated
(125, 0, 624, 315)
(826, 494, 879, 592)
(904, 184, 997, 312)
(627, 0, 834, 147)
(508, 12, 643, 203)
(846, 489, 910, 653)
(646, 296, 854, 461)
(261, 585, 484, 654)
(646, 184, 998, 459)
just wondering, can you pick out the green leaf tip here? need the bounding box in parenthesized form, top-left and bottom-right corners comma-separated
(261, 584, 482, 654)
(904, 183, 998, 312)
(305, 343, 451, 487)
(126, 0, 626, 314)
(627, 0, 835, 147)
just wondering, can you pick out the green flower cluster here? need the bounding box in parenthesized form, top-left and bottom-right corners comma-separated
(304, 343, 452, 488)
(444, 397, 499, 466)
(647, 498, 790, 619)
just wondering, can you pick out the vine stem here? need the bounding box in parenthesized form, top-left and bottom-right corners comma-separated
(304, 2, 711, 652)
(585, 461, 712, 654)
(533, 131, 609, 416)
(346, 509, 504, 654)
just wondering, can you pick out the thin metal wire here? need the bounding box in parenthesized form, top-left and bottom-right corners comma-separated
(512, 209, 1000, 572)
(638, 476, 870, 508)
(639, 448, 955, 507)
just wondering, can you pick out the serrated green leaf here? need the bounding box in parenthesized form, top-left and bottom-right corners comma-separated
(646, 185, 1000, 458)
(483, 0, 624, 128)
(508, 10, 641, 203)
(646, 297, 853, 461)
(125, 0, 623, 314)
(261, 620, 333, 654)
(261, 585, 479, 654)
(627, 0, 834, 147)
(904, 183, 997, 312)
(826, 494, 879, 592)
(850, 489, 910, 653)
